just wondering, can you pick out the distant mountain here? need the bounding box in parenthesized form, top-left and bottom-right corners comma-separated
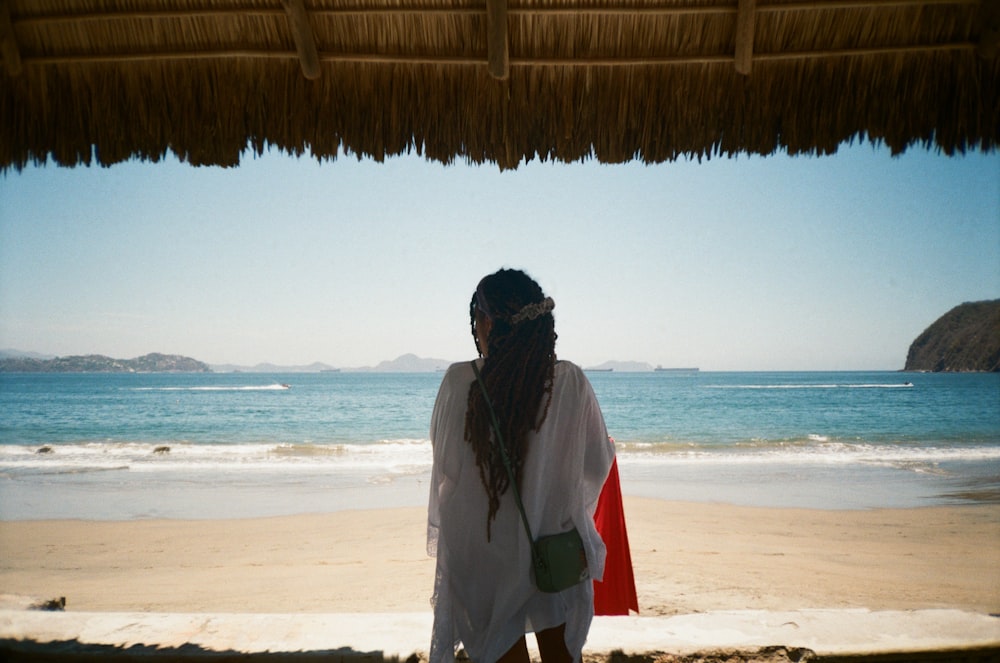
(585, 360, 655, 372)
(904, 300, 1000, 372)
(357, 353, 453, 372)
(215, 354, 453, 373)
(211, 361, 338, 373)
(0, 352, 211, 373)
(0, 349, 55, 360)
(3, 349, 677, 374)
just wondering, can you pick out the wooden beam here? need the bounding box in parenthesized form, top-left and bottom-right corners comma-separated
(979, 0, 1000, 59)
(487, 0, 509, 80)
(23, 41, 974, 68)
(282, 0, 320, 80)
(735, 0, 756, 75)
(0, 0, 23, 76)
(12, 0, 982, 25)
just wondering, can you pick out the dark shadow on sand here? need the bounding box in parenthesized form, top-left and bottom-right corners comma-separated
(0, 639, 414, 662)
(3, 641, 999, 663)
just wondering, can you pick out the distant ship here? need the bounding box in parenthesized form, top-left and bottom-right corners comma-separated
(585, 368, 614, 372)
(654, 366, 699, 372)
(320, 368, 341, 373)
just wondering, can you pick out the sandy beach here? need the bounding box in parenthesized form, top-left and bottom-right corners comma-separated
(2, 497, 999, 661)
(0, 496, 1000, 663)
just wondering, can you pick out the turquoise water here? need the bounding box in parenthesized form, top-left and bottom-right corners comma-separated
(1, 370, 997, 518)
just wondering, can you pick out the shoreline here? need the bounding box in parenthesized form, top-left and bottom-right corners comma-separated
(4, 456, 999, 521)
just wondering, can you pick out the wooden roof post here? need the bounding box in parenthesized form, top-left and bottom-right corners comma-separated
(0, 0, 23, 77)
(735, 0, 755, 75)
(487, 0, 509, 80)
(282, 0, 321, 80)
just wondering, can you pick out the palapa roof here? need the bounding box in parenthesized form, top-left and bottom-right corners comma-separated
(1, 0, 998, 171)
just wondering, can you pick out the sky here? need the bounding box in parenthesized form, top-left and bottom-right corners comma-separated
(1, 144, 998, 371)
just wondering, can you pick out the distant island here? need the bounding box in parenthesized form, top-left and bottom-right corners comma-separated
(0, 351, 453, 374)
(0, 349, 703, 374)
(0, 352, 211, 373)
(211, 361, 339, 373)
(362, 353, 452, 372)
(904, 299, 1000, 372)
(1, 351, 673, 374)
(211, 353, 452, 373)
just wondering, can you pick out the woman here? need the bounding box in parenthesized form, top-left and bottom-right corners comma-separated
(428, 268, 614, 663)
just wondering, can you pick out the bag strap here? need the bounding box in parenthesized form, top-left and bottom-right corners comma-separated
(471, 360, 536, 545)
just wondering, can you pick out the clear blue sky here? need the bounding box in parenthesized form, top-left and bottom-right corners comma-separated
(1, 144, 997, 371)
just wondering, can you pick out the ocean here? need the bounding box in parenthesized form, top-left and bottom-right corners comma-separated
(1, 370, 998, 519)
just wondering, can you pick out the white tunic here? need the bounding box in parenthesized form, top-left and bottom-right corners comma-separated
(427, 359, 614, 663)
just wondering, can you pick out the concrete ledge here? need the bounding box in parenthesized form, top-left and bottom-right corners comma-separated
(1, 609, 998, 661)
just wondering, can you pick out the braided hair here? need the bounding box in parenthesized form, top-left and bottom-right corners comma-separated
(464, 269, 557, 538)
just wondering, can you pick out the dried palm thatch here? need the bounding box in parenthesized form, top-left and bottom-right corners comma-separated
(0, 0, 997, 171)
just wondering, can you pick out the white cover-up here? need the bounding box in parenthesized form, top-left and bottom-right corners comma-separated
(427, 359, 614, 663)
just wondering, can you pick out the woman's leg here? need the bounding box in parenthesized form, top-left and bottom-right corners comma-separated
(535, 624, 573, 663)
(496, 635, 530, 663)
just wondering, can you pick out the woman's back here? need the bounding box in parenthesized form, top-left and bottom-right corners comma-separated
(429, 360, 613, 663)
(427, 267, 614, 663)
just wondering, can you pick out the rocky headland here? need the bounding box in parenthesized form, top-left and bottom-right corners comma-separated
(904, 300, 1000, 372)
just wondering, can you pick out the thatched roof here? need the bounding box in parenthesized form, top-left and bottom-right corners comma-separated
(1, 0, 997, 170)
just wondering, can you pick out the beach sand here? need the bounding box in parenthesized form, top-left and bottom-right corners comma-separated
(2, 497, 999, 660)
(2, 497, 998, 615)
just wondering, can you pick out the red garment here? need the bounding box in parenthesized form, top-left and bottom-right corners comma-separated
(593, 456, 638, 615)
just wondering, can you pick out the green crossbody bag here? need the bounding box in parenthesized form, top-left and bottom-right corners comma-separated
(471, 361, 590, 593)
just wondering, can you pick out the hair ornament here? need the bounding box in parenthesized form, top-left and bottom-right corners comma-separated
(510, 297, 555, 325)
